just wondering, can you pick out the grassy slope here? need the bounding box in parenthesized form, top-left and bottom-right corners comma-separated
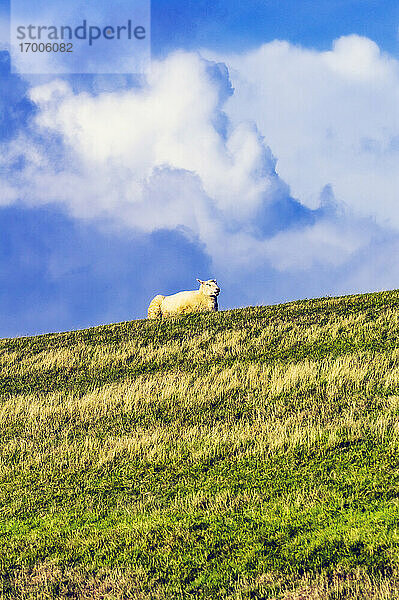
(1, 290, 399, 598)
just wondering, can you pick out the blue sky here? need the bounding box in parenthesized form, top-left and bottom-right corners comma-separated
(3, 0, 399, 56)
(152, 0, 399, 56)
(1, 0, 399, 336)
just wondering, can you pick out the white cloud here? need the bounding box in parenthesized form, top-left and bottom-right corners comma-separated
(27, 54, 283, 223)
(263, 217, 374, 271)
(205, 35, 399, 226)
(2, 40, 399, 298)
(2, 51, 294, 268)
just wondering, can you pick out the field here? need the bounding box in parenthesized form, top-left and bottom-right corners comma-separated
(1, 290, 399, 598)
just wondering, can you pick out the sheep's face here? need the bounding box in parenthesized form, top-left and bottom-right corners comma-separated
(197, 279, 220, 296)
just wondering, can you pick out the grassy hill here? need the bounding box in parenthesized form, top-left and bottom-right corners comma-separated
(2, 290, 399, 599)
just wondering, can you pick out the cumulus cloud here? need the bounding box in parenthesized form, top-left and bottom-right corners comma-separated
(1, 50, 362, 269)
(24, 54, 283, 225)
(207, 35, 399, 224)
(1, 37, 399, 316)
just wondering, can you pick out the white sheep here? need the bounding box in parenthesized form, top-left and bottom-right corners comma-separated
(147, 279, 220, 319)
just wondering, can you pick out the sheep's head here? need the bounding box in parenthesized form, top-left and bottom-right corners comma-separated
(196, 278, 220, 296)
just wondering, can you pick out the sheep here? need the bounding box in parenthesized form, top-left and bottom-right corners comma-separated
(147, 279, 220, 319)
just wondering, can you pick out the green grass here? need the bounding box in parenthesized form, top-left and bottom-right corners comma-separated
(2, 290, 399, 598)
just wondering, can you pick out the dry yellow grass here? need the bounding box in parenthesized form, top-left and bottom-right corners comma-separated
(2, 291, 399, 598)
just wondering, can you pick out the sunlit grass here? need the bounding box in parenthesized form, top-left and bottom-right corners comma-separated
(1, 289, 399, 598)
